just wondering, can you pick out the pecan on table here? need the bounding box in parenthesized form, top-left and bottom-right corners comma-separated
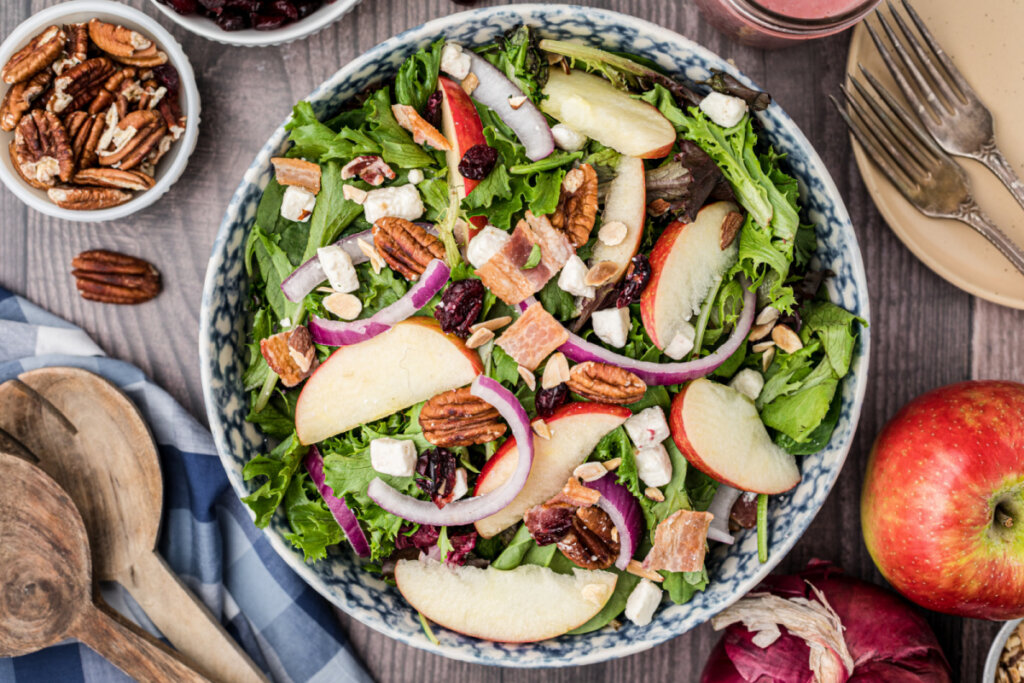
(12, 110, 73, 188)
(88, 19, 167, 67)
(549, 163, 598, 247)
(0, 71, 50, 132)
(557, 506, 620, 570)
(419, 386, 507, 447)
(47, 57, 118, 114)
(566, 361, 646, 405)
(71, 249, 161, 304)
(372, 216, 446, 280)
(48, 186, 131, 210)
(1, 25, 65, 84)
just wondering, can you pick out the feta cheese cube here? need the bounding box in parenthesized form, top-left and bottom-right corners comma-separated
(662, 321, 697, 360)
(440, 43, 471, 81)
(730, 368, 765, 401)
(699, 91, 748, 128)
(362, 184, 425, 225)
(466, 225, 511, 268)
(369, 438, 417, 477)
(557, 254, 595, 298)
(634, 443, 673, 488)
(591, 306, 630, 348)
(317, 245, 360, 293)
(451, 467, 468, 501)
(551, 123, 588, 152)
(624, 406, 671, 449)
(280, 185, 316, 223)
(407, 168, 424, 184)
(624, 579, 663, 626)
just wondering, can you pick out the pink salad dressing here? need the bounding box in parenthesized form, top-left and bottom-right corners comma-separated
(752, 0, 871, 20)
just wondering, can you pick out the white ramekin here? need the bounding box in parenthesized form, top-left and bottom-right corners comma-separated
(985, 619, 1023, 683)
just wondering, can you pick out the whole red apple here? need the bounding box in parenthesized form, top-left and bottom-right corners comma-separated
(862, 380, 1024, 619)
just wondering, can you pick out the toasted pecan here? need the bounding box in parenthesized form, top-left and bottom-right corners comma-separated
(419, 386, 507, 447)
(566, 361, 646, 405)
(549, 163, 598, 247)
(372, 216, 445, 280)
(0, 70, 51, 132)
(48, 185, 131, 210)
(71, 249, 161, 304)
(2, 25, 65, 84)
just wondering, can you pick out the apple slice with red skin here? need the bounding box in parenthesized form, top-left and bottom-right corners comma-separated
(394, 559, 617, 642)
(669, 378, 800, 494)
(473, 402, 631, 538)
(640, 201, 739, 348)
(295, 317, 483, 445)
(438, 76, 488, 234)
(589, 155, 646, 283)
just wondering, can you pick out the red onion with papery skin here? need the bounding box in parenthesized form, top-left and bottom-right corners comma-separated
(586, 473, 644, 570)
(304, 446, 370, 557)
(701, 561, 952, 683)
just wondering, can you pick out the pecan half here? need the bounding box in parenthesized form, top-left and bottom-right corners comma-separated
(96, 109, 162, 168)
(87, 19, 165, 67)
(13, 110, 73, 187)
(65, 23, 89, 63)
(419, 386, 507, 447)
(558, 506, 620, 570)
(2, 26, 65, 84)
(48, 186, 131, 210)
(72, 113, 105, 169)
(372, 217, 446, 280)
(260, 326, 318, 387)
(114, 45, 168, 69)
(0, 70, 51, 131)
(341, 155, 395, 187)
(71, 249, 160, 304)
(73, 167, 154, 191)
(549, 163, 598, 247)
(567, 361, 646, 405)
(271, 156, 321, 194)
(47, 57, 117, 114)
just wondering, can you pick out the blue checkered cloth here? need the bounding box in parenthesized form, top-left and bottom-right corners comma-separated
(0, 286, 372, 683)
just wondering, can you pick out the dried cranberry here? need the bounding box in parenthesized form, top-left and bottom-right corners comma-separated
(446, 531, 477, 565)
(524, 502, 575, 545)
(251, 12, 288, 29)
(395, 523, 440, 551)
(616, 254, 651, 308)
(434, 279, 484, 338)
(198, 0, 226, 11)
(215, 9, 249, 29)
(162, 0, 199, 13)
(271, 0, 299, 20)
(293, 0, 321, 18)
(458, 144, 498, 181)
(151, 64, 180, 96)
(226, 0, 260, 11)
(423, 91, 443, 130)
(415, 448, 458, 509)
(535, 383, 569, 419)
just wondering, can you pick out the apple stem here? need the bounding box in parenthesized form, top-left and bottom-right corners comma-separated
(997, 508, 1014, 529)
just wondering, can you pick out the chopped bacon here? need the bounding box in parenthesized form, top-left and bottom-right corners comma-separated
(475, 212, 573, 305)
(495, 302, 569, 371)
(391, 104, 452, 151)
(642, 509, 714, 573)
(260, 326, 318, 388)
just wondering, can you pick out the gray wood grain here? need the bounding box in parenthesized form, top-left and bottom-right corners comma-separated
(0, 0, 1019, 680)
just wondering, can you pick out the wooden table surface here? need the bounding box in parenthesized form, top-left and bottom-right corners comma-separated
(2, 0, 1021, 680)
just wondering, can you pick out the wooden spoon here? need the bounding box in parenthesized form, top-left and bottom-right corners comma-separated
(0, 451, 209, 681)
(0, 367, 267, 683)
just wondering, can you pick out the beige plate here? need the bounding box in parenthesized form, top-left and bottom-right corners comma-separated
(847, 0, 1024, 308)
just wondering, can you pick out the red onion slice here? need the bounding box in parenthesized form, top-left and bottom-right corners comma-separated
(309, 259, 450, 346)
(281, 229, 373, 303)
(705, 483, 741, 546)
(304, 446, 371, 557)
(367, 375, 534, 526)
(465, 52, 553, 161)
(587, 473, 644, 570)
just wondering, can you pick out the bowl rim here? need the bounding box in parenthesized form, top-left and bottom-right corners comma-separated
(0, 0, 201, 222)
(199, 2, 871, 666)
(146, 0, 362, 47)
(984, 618, 1022, 682)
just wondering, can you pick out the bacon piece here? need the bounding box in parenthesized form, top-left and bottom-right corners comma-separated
(475, 212, 573, 305)
(642, 509, 714, 573)
(495, 302, 569, 371)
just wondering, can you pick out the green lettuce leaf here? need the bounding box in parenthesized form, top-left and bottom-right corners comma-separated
(803, 300, 864, 377)
(760, 357, 839, 443)
(283, 474, 345, 562)
(242, 433, 308, 528)
(395, 39, 443, 112)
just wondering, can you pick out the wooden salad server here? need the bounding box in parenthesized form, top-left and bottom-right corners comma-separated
(0, 451, 209, 681)
(0, 367, 267, 683)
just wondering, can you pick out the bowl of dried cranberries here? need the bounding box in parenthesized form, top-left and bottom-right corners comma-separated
(149, 0, 362, 47)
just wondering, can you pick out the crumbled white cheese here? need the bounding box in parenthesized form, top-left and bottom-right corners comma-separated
(550, 123, 588, 152)
(591, 306, 630, 348)
(466, 226, 511, 268)
(634, 443, 673, 488)
(557, 254, 595, 298)
(624, 579, 663, 626)
(440, 43, 472, 81)
(451, 467, 469, 501)
(730, 368, 765, 401)
(662, 321, 697, 360)
(342, 184, 367, 204)
(699, 91, 748, 128)
(407, 168, 424, 184)
(317, 245, 359, 293)
(369, 438, 417, 477)
(281, 185, 316, 223)
(624, 407, 671, 450)
(362, 184, 424, 224)
(279, 318, 291, 329)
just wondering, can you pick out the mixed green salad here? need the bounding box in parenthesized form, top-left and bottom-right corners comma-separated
(240, 26, 863, 641)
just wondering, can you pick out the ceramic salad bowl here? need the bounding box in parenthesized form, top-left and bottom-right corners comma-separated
(199, 4, 871, 667)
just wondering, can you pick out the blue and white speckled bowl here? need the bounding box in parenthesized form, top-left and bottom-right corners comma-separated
(200, 5, 870, 667)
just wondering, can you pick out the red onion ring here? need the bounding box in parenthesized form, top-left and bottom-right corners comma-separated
(586, 473, 644, 570)
(304, 445, 371, 557)
(281, 229, 373, 303)
(465, 52, 553, 161)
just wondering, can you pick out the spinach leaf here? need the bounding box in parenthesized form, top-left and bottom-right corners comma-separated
(491, 524, 534, 570)
(536, 278, 576, 321)
(302, 161, 363, 263)
(775, 391, 842, 455)
(662, 567, 709, 604)
(568, 570, 640, 634)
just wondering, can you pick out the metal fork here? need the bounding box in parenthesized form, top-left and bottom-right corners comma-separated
(866, 0, 1024, 212)
(831, 72, 1024, 276)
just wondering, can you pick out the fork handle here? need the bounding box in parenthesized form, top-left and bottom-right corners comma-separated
(957, 201, 1024, 277)
(976, 139, 1024, 215)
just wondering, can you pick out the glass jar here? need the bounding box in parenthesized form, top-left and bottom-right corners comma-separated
(694, 0, 881, 49)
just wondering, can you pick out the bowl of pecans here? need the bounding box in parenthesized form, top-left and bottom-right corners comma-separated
(986, 619, 1024, 683)
(0, 0, 200, 221)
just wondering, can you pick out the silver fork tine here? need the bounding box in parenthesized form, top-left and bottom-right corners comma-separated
(865, 16, 945, 122)
(846, 75, 932, 177)
(841, 80, 926, 182)
(899, 0, 976, 101)
(885, 3, 962, 108)
(829, 94, 916, 197)
(857, 66, 948, 161)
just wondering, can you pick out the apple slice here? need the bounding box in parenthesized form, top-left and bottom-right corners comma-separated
(295, 317, 482, 444)
(590, 155, 646, 282)
(669, 378, 800, 494)
(473, 402, 631, 538)
(540, 69, 676, 159)
(395, 559, 617, 642)
(640, 201, 739, 348)
(439, 76, 488, 233)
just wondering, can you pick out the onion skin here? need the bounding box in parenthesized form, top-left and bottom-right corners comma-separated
(700, 561, 952, 683)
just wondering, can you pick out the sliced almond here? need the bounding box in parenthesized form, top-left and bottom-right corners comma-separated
(517, 365, 536, 391)
(469, 315, 513, 333)
(644, 486, 665, 502)
(603, 457, 622, 471)
(532, 418, 551, 440)
(356, 237, 385, 274)
(316, 286, 335, 293)
(597, 220, 628, 247)
(541, 351, 570, 390)
(466, 326, 494, 349)
(754, 306, 781, 326)
(748, 320, 775, 342)
(461, 72, 479, 96)
(761, 346, 776, 372)
(342, 184, 367, 204)
(323, 292, 362, 320)
(582, 582, 612, 605)
(771, 324, 803, 354)
(627, 559, 664, 582)
(508, 94, 528, 109)
(751, 340, 775, 353)
(584, 261, 618, 287)
(573, 462, 607, 482)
